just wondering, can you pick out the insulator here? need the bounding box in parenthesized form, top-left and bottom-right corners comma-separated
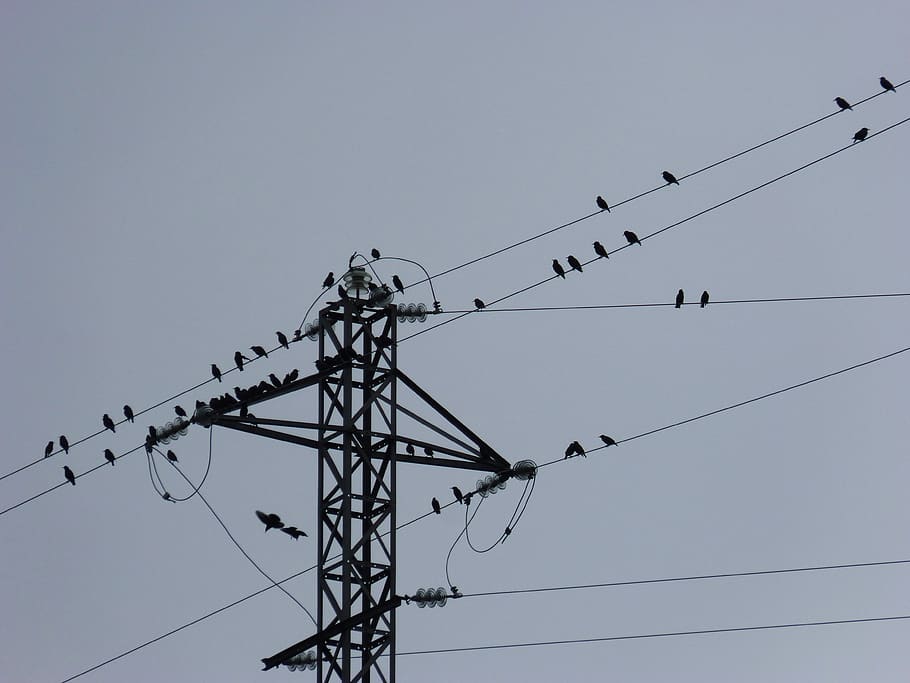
(511, 460, 537, 480)
(434, 587, 448, 607)
(396, 303, 428, 323)
(193, 405, 216, 428)
(368, 284, 394, 307)
(476, 478, 490, 498)
(305, 320, 321, 341)
(416, 588, 428, 608)
(154, 418, 192, 442)
(343, 267, 372, 298)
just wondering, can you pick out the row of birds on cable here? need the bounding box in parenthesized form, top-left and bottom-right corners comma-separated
(431, 484, 470, 515)
(255, 510, 307, 539)
(204, 368, 301, 417)
(833, 76, 899, 142)
(565, 434, 618, 460)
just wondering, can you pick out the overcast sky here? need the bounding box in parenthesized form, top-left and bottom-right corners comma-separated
(2, 2, 909, 681)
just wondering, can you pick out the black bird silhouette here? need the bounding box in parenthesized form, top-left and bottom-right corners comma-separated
(63, 465, 76, 486)
(624, 230, 641, 246)
(211, 364, 222, 382)
(251, 345, 268, 359)
(392, 275, 404, 293)
(104, 449, 116, 466)
(700, 290, 709, 308)
(593, 241, 609, 259)
(45, 440, 54, 458)
(148, 425, 158, 444)
(474, 298, 486, 310)
(293, 329, 303, 342)
(287, 368, 299, 383)
(596, 195, 610, 212)
(834, 96, 852, 111)
(853, 127, 869, 143)
(123, 405, 134, 423)
(405, 443, 415, 456)
(60, 435, 70, 454)
(452, 486, 464, 504)
(255, 510, 284, 532)
(371, 248, 381, 259)
(281, 526, 307, 539)
(166, 450, 178, 463)
(337, 284, 348, 300)
(175, 405, 187, 418)
(276, 331, 289, 349)
(234, 351, 248, 371)
(564, 441, 585, 458)
(552, 259, 566, 279)
(431, 497, 441, 514)
(269, 373, 282, 388)
(102, 414, 116, 433)
(675, 289, 684, 309)
(599, 434, 617, 447)
(880, 76, 896, 92)
(567, 255, 583, 273)
(662, 170, 679, 185)
(323, 272, 334, 288)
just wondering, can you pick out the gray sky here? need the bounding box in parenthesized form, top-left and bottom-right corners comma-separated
(2, 2, 909, 681)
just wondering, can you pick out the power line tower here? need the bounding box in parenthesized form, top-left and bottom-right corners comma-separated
(206, 269, 512, 681)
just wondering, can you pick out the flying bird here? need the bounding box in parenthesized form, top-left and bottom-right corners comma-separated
(371, 248, 381, 259)
(552, 259, 566, 279)
(63, 465, 76, 486)
(234, 351, 247, 371)
(392, 275, 404, 293)
(853, 127, 869, 143)
(452, 486, 465, 504)
(166, 450, 178, 463)
(102, 414, 116, 433)
(599, 434, 617, 447)
(596, 195, 610, 212)
(281, 526, 307, 539)
(123, 405, 134, 422)
(323, 272, 335, 288)
(255, 510, 284, 532)
(276, 331, 289, 349)
(700, 290, 709, 308)
(45, 440, 54, 458)
(662, 170, 679, 185)
(474, 298, 486, 310)
(250, 345, 268, 359)
(624, 230, 641, 246)
(593, 241, 609, 259)
(675, 289, 684, 308)
(834, 96, 852, 111)
(431, 497, 441, 514)
(880, 76, 896, 92)
(104, 449, 116, 466)
(211, 364, 222, 382)
(59, 435, 70, 454)
(567, 255, 583, 273)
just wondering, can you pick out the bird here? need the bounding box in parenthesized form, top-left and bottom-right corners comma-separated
(593, 241, 609, 259)
(211, 364, 222, 382)
(599, 434, 617, 447)
(567, 255, 583, 273)
(45, 440, 54, 458)
(104, 449, 116, 466)
(323, 272, 334, 288)
(276, 331, 289, 349)
(148, 425, 158, 444)
(255, 510, 284, 532)
(174, 405, 187, 418)
(880, 76, 896, 92)
(675, 289, 684, 308)
(337, 284, 348, 300)
(287, 368, 299, 383)
(371, 248, 381, 259)
(293, 329, 303, 342)
(700, 290, 709, 308)
(834, 96, 852, 111)
(392, 275, 404, 293)
(474, 298, 486, 310)
(624, 230, 641, 246)
(269, 373, 282, 388)
(564, 440, 585, 458)
(662, 170, 679, 185)
(166, 450, 178, 463)
(63, 465, 76, 486)
(123, 405, 134, 423)
(102, 414, 116, 433)
(431, 497, 441, 514)
(596, 195, 610, 212)
(281, 526, 307, 539)
(405, 443, 415, 456)
(59, 435, 70, 454)
(552, 259, 566, 279)
(853, 127, 869, 143)
(250, 345, 268, 359)
(234, 351, 247, 371)
(452, 486, 465, 504)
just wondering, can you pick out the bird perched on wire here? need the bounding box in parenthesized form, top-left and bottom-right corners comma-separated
(564, 440, 585, 458)
(104, 449, 116, 466)
(102, 413, 116, 433)
(880, 76, 896, 92)
(392, 275, 405, 293)
(596, 195, 610, 212)
(323, 272, 334, 288)
(624, 230, 641, 246)
(431, 497, 442, 514)
(45, 440, 54, 458)
(567, 255, 583, 273)
(211, 364, 222, 382)
(593, 241, 609, 259)
(250, 345, 268, 359)
(63, 465, 76, 486)
(148, 425, 158, 445)
(255, 510, 284, 532)
(166, 450, 178, 463)
(123, 405, 134, 423)
(853, 127, 869, 143)
(59, 435, 70, 454)
(675, 289, 684, 309)
(599, 434, 617, 447)
(452, 486, 465, 504)
(281, 526, 307, 540)
(834, 96, 852, 111)
(662, 170, 679, 185)
(700, 290, 710, 308)
(276, 331, 289, 349)
(552, 259, 566, 279)
(234, 351, 248, 371)
(474, 298, 486, 310)
(371, 248, 381, 259)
